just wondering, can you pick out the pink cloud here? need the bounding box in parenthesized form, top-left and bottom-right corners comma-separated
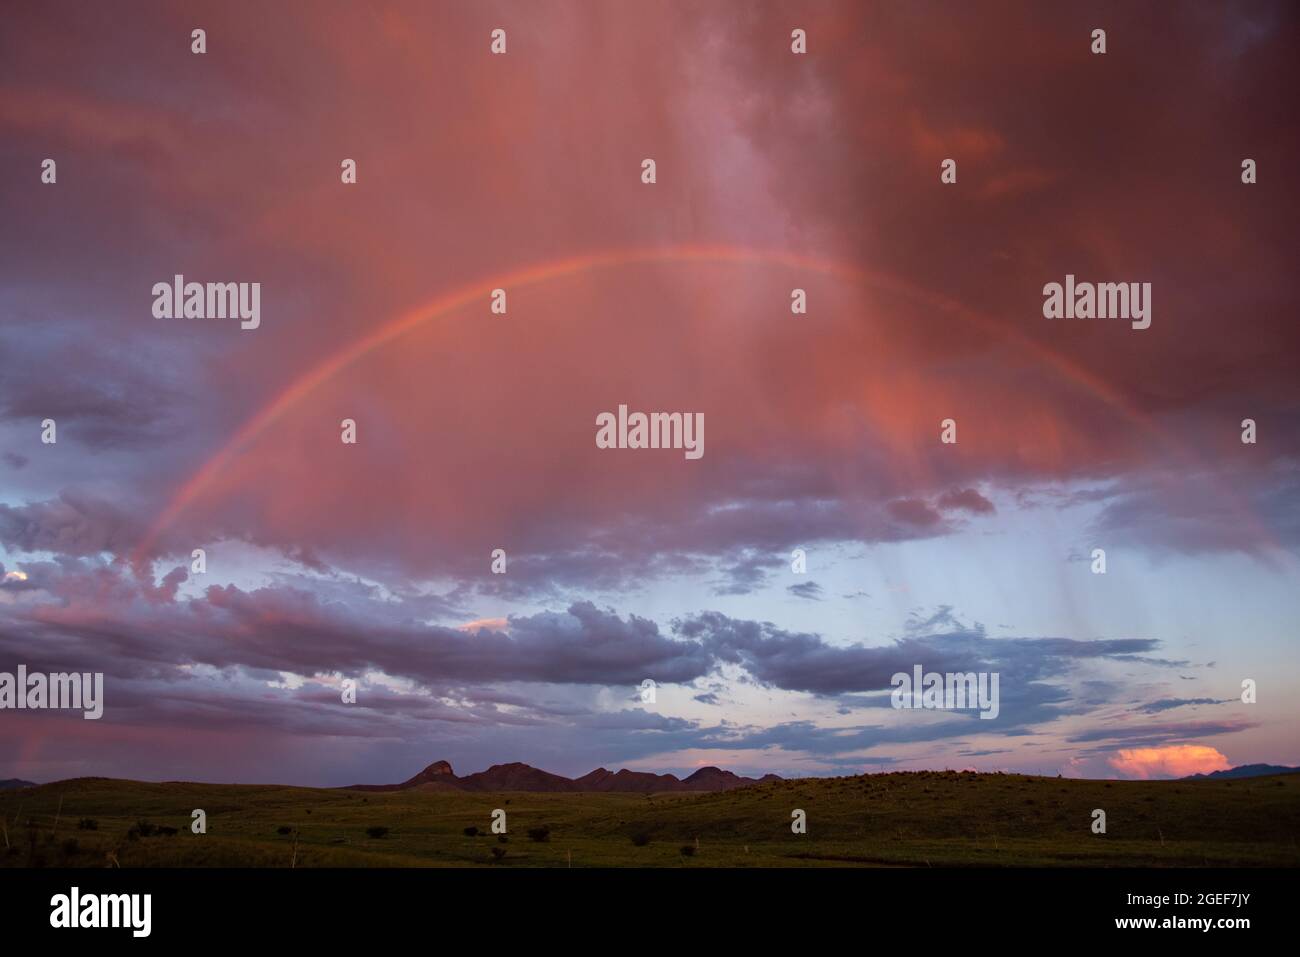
(1108, 744, 1232, 780)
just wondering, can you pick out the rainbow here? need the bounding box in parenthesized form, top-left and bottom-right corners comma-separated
(132, 243, 1272, 563)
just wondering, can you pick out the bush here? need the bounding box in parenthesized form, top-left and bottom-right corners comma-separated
(490, 846, 507, 862)
(77, 819, 98, 831)
(679, 845, 695, 857)
(630, 832, 652, 847)
(462, 826, 479, 837)
(61, 838, 79, 856)
(277, 826, 293, 836)
(526, 826, 550, 843)
(365, 826, 389, 839)
(497, 835, 508, 844)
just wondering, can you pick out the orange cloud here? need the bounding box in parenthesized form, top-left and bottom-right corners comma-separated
(1108, 745, 1231, 780)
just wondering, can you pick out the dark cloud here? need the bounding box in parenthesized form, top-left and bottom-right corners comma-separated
(938, 488, 996, 515)
(709, 549, 776, 596)
(1068, 719, 1257, 750)
(674, 607, 1161, 703)
(7, 558, 1164, 715)
(887, 499, 946, 529)
(1089, 464, 1300, 555)
(1133, 697, 1229, 715)
(0, 559, 714, 689)
(0, 492, 149, 557)
(787, 580, 824, 601)
(0, 328, 196, 452)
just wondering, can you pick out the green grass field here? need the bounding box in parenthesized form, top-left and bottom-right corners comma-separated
(4, 770, 1298, 868)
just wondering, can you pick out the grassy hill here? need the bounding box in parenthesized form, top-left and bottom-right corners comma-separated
(3, 769, 1298, 868)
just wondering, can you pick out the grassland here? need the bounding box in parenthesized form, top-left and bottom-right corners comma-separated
(3, 769, 1298, 868)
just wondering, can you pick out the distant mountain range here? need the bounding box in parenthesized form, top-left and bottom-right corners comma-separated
(7, 763, 1295, 793)
(348, 760, 782, 793)
(1185, 764, 1300, 780)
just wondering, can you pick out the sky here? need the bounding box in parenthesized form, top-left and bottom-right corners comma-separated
(1, 0, 1297, 787)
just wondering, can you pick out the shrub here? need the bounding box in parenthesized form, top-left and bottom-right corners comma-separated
(365, 826, 389, 839)
(77, 819, 98, 831)
(490, 846, 507, 862)
(497, 835, 508, 844)
(679, 845, 695, 857)
(526, 826, 550, 843)
(463, 826, 479, 837)
(630, 832, 652, 847)
(61, 838, 79, 856)
(277, 826, 293, 836)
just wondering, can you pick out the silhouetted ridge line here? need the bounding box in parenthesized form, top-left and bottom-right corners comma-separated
(345, 760, 781, 793)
